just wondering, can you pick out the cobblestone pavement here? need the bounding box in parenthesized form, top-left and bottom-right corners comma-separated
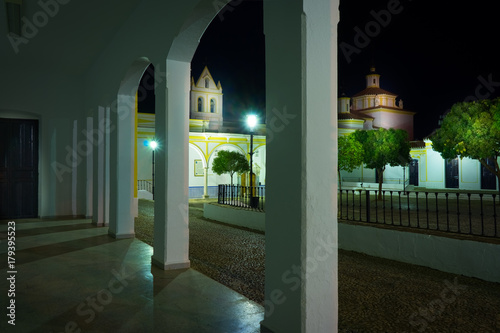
(136, 200, 500, 332)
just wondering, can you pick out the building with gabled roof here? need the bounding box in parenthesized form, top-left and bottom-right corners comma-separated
(190, 66, 224, 131)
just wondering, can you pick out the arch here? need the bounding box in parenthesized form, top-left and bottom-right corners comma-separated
(205, 77, 210, 88)
(117, 57, 152, 96)
(188, 142, 207, 168)
(207, 142, 246, 165)
(150, 0, 228, 272)
(150, 1, 338, 330)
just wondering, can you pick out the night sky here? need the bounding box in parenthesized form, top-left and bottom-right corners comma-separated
(191, 0, 500, 140)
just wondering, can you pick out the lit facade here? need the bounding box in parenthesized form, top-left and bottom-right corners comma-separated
(137, 67, 266, 199)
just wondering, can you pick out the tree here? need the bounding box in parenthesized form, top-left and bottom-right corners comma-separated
(431, 98, 500, 193)
(338, 135, 364, 190)
(211, 150, 250, 186)
(352, 128, 412, 200)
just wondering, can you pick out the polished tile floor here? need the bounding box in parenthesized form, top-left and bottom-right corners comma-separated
(0, 219, 264, 332)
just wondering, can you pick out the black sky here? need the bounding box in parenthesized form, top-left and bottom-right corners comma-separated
(191, 0, 265, 123)
(192, 0, 500, 139)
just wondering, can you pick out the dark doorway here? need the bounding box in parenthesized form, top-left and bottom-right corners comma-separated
(445, 158, 459, 189)
(0, 118, 39, 219)
(409, 159, 419, 186)
(481, 158, 496, 190)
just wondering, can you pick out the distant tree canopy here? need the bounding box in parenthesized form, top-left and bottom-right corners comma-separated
(338, 135, 364, 190)
(352, 128, 412, 199)
(211, 150, 250, 186)
(431, 98, 500, 192)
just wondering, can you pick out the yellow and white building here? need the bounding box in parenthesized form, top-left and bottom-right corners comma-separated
(137, 67, 266, 199)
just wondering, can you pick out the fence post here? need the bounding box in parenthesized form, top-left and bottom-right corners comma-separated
(366, 190, 370, 223)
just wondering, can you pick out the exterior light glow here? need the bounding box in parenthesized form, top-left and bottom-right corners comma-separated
(149, 140, 158, 150)
(246, 114, 258, 130)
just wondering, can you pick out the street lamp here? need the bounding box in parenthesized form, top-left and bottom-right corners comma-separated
(246, 114, 257, 207)
(148, 140, 158, 200)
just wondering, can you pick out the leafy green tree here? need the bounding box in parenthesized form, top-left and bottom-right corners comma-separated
(211, 150, 250, 186)
(352, 128, 412, 200)
(338, 135, 364, 190)
(431, 98, 500, 193)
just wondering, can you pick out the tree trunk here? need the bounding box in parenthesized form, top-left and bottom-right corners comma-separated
(377, 167, 384, 200)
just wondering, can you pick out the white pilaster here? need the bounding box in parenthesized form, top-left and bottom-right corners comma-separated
(86, 116, 93, 219)
(104, 107, 111, 226)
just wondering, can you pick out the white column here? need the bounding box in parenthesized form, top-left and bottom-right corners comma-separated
(261, 0, 338, 332)
(92, 107, 105, 226)
(152, 59, 190, 270)
(108, 94, 135, 238)
(203, 166, 209, 198)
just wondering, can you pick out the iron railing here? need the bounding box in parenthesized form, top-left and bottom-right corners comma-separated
(138, 180, 152, 193)
(217, 184, 265, 211)
(339, 190, 499, 238)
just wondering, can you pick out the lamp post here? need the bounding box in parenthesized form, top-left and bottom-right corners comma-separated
(149, 140, 158, 200)
(246, 115, 257, 207)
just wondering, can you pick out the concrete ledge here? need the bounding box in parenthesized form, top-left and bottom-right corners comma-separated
(339, 222, 500, 283)
(203, 203, 265, 232)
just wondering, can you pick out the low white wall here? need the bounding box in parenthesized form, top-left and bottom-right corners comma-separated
(339, 223, 500, 283)
(203, 203, 500, 283)
(203, 203, 265, 232)
(138, 190, 153, 200)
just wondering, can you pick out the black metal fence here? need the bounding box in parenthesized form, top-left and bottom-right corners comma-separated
(339, 190, 499, 238)
(138, 180, 152, 193)
(217, 185, 265, 211)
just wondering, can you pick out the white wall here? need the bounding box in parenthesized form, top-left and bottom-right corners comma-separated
(340, 223, 500, 283)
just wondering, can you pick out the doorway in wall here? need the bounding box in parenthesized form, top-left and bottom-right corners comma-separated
(0, 118, 39, 218)
(445, 158, 459, 189)
(481, 158, 496, 190)
(409, 159, 419, 186)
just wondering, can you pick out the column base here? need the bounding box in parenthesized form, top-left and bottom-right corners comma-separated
(151, 256, 191, 270)
(108, 230, 135, 239)
(202, 194, 210, 199)
(92, 218, 105, 227)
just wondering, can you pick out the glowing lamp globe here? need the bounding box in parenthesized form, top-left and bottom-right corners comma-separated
(246, 114, 258, 130)
(149, 140, 158, 150)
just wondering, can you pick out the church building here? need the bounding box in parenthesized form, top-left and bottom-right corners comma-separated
(189, 66, 224, 132)
(338, 67, 498, 192)
(338, 67, 415, 139)
(338, 67, 416, 190)
(137, 66, 266, 201)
